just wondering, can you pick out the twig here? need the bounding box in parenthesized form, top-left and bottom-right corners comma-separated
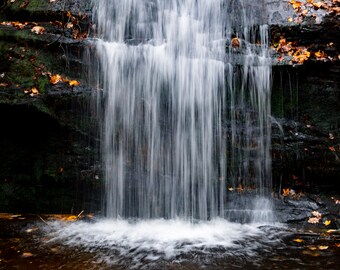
(77, 210, 84, 218)
(38, 215, 52, 229)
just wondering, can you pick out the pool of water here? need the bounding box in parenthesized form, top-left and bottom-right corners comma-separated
(1, 215, 339, 269)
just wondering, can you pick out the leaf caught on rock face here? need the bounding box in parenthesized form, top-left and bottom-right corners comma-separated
(308, 217, 320, 224)
(50, 74, 63, 84)
(312, 211, 322, 218)
(231, 37, 240, 48)
(68, 80, 80, 87)
(282, 188, 290, 197)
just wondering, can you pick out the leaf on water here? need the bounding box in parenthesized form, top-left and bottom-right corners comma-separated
(307, 246, 317, 251)
(22, 252, 33, 258)
(293, 238, 304, 243)
(318, 245, 328, 250)
(66, 215, 78, 221)
(25, 227, 38, 233)
(324, 220, 331, 226)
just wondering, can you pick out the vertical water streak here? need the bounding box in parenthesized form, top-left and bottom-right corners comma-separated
(92, 0, 272, 220)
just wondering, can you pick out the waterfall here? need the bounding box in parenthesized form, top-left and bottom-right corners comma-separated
(92, 0, 272, 220)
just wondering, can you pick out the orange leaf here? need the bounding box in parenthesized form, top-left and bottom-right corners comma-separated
(50, 74, 63, 84)
(31, 26, 45, 35)
(231, 37, 240, 48)
(282, 188, 290, 197)
(68, 80, 80, 87)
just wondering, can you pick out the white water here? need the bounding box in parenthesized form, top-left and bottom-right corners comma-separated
(49, 1, 276, 265)
(48, 219, 284, 267)
(93, 0, 272, 220)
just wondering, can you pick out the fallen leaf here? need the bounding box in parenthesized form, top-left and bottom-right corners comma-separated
(282, 188, 290, 197)
(68, 80, 80, 87)
(293, 238, 304, 243)
(31, 26, 45, 35)
(308, 217, 320, 224)
(324, 220, 331, 226)
(50, 74, 63, 84)
(318, 245, 328, 250)
(22, 252, 33, 258)
(66, 215, 77, 221)
(312, 211, 322, 218)
(307, 246, 317, 250)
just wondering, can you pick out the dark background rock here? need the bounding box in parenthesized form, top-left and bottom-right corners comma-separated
(0, 0, 339, 214)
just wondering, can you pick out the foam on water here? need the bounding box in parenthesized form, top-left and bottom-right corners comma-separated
(48, 218, 284, 265)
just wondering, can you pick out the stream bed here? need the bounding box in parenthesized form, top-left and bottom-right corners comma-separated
(0, 213, 339, 270)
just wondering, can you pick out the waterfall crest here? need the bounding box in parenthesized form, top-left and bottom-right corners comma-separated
(92, 0, 272, 220)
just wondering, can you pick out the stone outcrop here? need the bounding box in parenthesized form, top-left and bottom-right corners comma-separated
(0, 0, 339, 213)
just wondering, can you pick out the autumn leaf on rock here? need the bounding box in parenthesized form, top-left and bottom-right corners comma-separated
(308, 217, 320, 224)
(324, 220, 331, 226)
(31, 26, 45, 35)
(68, 80, 80, 87)
(293, 238, 304, 243)
(312, 211, 322, 218)
(282, 188, 290, 197)
(50, 74, 63, 84)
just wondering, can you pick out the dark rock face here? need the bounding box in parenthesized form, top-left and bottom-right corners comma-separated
(271, 63, 340, 193)
(0, 0, 101, 214)
(0, 0, 339, 214)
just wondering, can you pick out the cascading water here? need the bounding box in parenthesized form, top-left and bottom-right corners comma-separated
(48, 1, 283, 266)
(93, 0, 272, 221)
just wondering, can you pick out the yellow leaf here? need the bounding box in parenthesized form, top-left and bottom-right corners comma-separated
(288, 17, 293, 22)
(307, 246, 317, 250)
(293, 238, 304, 243)
(318, 245, 328, 250)
(66, 215, 77, 221)
(69, 80, 80, 87)
(324, 220, 331, 226)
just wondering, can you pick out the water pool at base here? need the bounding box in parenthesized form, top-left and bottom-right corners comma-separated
(1, 216, 339, 270)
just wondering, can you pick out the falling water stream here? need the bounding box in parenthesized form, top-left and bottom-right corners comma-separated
(49, 0, 278, 267)
(95, 0, 271, 220)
